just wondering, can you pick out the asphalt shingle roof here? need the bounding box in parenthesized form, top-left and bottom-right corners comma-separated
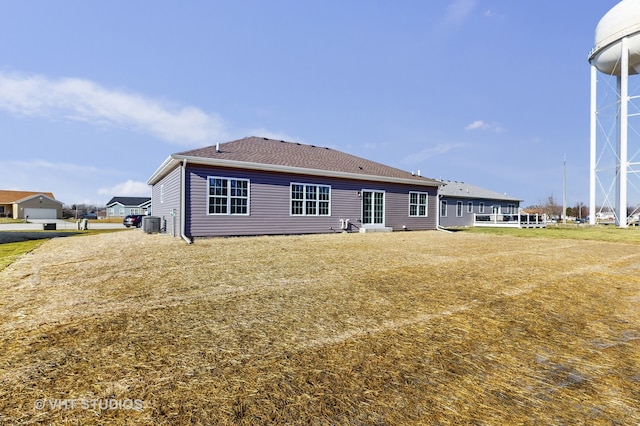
(106, 197, 151, 206)
(437, 180, 521, 202)
(0, 190, 56, 204)
(176, 136, 439, 185)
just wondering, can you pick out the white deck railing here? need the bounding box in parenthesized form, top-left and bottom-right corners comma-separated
(473, 211, 546, 228)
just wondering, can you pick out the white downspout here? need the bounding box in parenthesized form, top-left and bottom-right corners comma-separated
(180, 159, 193, 244)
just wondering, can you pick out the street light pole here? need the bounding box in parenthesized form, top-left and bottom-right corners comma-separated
(563, 154, 567, 225)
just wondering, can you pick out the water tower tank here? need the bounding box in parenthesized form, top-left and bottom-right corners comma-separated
(589, 0, 640, 76)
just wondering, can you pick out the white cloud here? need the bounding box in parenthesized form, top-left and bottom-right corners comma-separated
(465, 120, 505, 133)
(0, 72, 226, 146)
(98, 180, 150, 197)
(465, 120, 490, 131)
(9, 159, 103, 174)
(0, 159, 127, 205)
(443, 0, 477, 26)
(430, 0, 478, 41)
(405, 142, 466, 164)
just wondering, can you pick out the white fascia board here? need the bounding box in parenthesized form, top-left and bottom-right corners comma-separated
(439, 193, 522, 202)
(147, 156, 180, 185)
(158, 154, 440, 188)
(15, 194, 63, 205)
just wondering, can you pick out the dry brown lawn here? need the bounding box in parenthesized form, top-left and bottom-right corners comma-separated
(0, 230, 638, 425)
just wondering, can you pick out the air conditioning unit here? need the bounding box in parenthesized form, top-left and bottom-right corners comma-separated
(142, 216, 161, 234)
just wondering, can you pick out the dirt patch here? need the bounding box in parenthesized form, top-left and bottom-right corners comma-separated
(0, 231, 638, 424)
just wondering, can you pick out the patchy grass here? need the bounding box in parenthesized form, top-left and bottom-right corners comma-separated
(96, 217, 126, 224)
(0, 229, 130, 271)
(0, 240, 46, 270)
(0, 230, 638, 424)
(464, 225, 640, 243)
(0, 218, 23, 224)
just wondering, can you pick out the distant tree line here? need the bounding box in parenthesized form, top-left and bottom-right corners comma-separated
(62, 204, 106, 219)
(526, 195, 587, 220)
(526, 195, 640, 221)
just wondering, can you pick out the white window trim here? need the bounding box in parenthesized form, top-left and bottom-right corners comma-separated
(479, 202, 485, 214)
(408, 191, 429, 217)
(456, 201, 463, 217)
(290, 183, 331, 216)
(207, 176, 251, 216)
(467, 201, 473, 213)
(440, 200, 447, 217)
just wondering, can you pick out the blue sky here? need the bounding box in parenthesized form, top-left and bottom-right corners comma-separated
(0, 1, 621, 207)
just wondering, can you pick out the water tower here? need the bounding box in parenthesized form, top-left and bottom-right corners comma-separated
(589, 0, 640, 227)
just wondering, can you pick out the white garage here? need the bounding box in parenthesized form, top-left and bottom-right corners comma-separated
(24, 208, 58, 219)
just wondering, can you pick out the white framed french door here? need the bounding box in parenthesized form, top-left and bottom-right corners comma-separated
(362, 190, 385, 226)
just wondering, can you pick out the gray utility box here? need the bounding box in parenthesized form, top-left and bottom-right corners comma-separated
(142, 216, 161, 234)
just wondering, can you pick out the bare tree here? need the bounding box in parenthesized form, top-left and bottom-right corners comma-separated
(543, 195, 562, 219)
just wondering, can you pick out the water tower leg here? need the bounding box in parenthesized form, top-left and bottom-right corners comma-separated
(589, 65, 597, 226)
(616, 36, 629, 227)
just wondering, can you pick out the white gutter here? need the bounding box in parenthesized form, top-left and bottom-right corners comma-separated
(146, 155, 176, 185)
(180, 159, 193, 244)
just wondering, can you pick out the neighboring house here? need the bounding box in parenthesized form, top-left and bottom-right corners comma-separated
(0, 190, 63, 219)
(437, 180, 523, 228)
(106, 197, 152, 217)
(147, 136, 441, 239)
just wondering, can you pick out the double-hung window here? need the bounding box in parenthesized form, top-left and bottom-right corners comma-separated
(456, 201, 463, 217)
(291, 183, 330, 216)
(208, 177, 250, 215)
(409, 192, 428, 217)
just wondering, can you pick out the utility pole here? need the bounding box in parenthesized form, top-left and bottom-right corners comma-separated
(563, 154, 567, 225)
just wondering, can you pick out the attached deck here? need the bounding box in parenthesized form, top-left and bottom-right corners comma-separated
(473, 212, 546, 228)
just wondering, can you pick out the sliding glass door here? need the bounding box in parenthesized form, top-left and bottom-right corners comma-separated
(362, 190, 385, 226)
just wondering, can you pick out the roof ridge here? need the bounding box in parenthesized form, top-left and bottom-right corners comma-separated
(158, 136, 441, 187)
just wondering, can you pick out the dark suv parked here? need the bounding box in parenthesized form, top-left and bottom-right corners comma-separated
(123, 214, 144, 228)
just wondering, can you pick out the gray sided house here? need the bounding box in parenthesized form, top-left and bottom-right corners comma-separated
(438, 180, 522, 228)
(147, 137, 441, 239)
(106, 196, 152, 217)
